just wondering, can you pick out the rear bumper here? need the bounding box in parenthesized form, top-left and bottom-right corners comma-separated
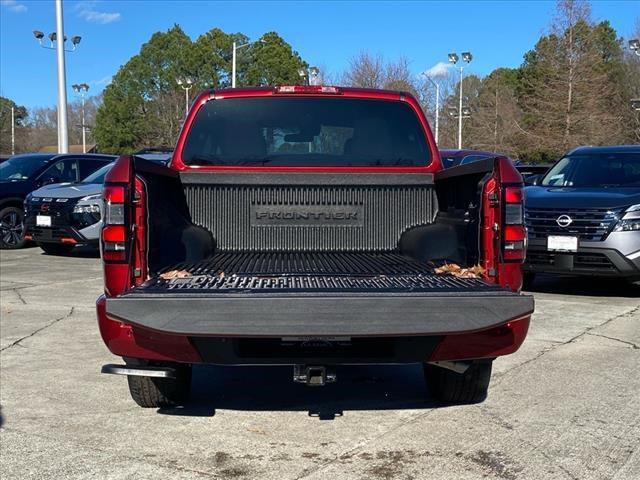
(97, 292, 534, 365)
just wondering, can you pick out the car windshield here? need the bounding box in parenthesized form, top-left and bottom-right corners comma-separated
(541, 152, 640, 187)
(0, 155, 53, 181)
(182, 97, 430, 167)
(80, 162, 114, 184)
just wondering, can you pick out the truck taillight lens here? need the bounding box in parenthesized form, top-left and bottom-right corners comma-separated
(102, 185, 127, 262)
(503, 187, 526, 261)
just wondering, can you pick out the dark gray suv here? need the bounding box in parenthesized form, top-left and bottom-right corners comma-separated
(524, 145, 640, 283)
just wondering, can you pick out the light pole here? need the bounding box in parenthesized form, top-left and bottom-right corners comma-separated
(33, 1, 82, 154)
(176, 77, 193, 116)
(72, 83, 89, 153)
(448, 51, 473, 149)
(422, 74, 440, 144)
(629, 39, 640, 57)
(10, 107, 15, 155)
(232, 39, 266, 88)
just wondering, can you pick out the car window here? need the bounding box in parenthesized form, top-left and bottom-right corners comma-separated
(0, 155, 53, 181)
(81, 162, 113, 184)
(79, 158, 111, 179)
(39, 159, 79, 184)
(182, 97, 430, 167)
(541, 153, 640, 187)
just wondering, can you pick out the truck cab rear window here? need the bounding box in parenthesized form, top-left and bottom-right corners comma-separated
(181, 97, 430, 167)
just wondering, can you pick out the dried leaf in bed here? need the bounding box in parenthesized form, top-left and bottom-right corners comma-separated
(159, 269, 192, 280)
(434, 263, 462, 274)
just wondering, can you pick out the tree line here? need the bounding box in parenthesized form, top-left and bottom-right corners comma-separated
(1, 0, 638, 161)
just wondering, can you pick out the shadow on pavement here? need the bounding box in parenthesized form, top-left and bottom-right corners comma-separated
(525, 273, 640, 298)
(158, 363, 440, 419)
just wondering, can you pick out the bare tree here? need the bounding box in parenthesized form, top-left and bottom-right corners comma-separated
(342, 52, 386, 89)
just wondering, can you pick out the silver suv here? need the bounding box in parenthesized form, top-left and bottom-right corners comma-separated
(524, 145, 640, 283)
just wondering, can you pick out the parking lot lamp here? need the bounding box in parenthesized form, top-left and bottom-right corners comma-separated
(72, 83, 89, 153)
(33, 1, 82, 154)
(11, 107, 15, 155)
(232, 39, 266, 88)
(629, 39, 640, 57)
(176, 77, 193, 116)
(448, 51, 473, 149)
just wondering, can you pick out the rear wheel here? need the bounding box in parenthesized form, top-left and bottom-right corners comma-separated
(126, 361, 192, 408)
(39, 243, 75, 256)
(0, 206, 26, 249)
(424, 360, 493, 404)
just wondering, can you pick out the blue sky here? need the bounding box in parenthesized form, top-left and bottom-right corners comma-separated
(1, 0, 638, 109)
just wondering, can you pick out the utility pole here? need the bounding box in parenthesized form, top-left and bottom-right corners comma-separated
(231, 38, 266, 88)
(458, 65, 463, 150)
(232, 41, 237, 88)
(55, 0, 69, 153)
(448, 52, 473, 149)
(176, 78, 193, 116)
(34, 2, 82, 154)
(10, 107, 15, 155)
(72, 83, 89, 152)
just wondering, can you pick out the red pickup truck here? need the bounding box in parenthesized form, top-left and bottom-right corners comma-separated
(97, 86, 533, 408)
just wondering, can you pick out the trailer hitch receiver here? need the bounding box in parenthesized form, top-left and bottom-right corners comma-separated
(293, 365, 336, 386)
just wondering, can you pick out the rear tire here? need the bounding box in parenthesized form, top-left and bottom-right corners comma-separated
(424, 360, 493, 404)
(39, 243, 75, 256)
(126, 363, 192, 408)
(0, 206, 26, 249)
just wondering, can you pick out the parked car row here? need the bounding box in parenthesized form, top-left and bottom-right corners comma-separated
(0, 149, 171, 252)
(440, 145, 640, 284)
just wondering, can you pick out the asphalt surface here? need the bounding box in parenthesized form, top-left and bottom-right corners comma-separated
(1, 246, 639, 480)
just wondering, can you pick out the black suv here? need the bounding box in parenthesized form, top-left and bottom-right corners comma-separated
(524, 145, 640, 283)
(0, 153, 114, 249)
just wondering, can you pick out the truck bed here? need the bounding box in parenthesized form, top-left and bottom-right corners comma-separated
(141, 252, 500, 294)
(105, 252, 533, 337)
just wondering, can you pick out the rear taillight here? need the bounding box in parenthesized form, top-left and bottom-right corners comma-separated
(102, 185, 127, 262)
(503, 186, 526, 261)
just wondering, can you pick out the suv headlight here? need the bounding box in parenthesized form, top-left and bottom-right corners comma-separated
(73, 204, 101, 214)
(613, 204, 640, 232)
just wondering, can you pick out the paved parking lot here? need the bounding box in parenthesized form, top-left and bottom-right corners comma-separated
(1, 247, 639, 480)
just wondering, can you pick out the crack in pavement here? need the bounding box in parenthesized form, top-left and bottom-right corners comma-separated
(585, 333, 639, 350)
(493, 304, 640, 384)
(12, 288, 27, 305)
(0, 307, 75, 352)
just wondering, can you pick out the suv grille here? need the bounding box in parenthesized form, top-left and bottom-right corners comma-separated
(525, 207, 624, 241)
(527, 251, 617, 272)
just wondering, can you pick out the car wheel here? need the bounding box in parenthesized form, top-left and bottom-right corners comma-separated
(39, 243, 75, 256)
(0, 206, 26, 249)
(126, 361, 192, 408)
(424, 360, 493, 404)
